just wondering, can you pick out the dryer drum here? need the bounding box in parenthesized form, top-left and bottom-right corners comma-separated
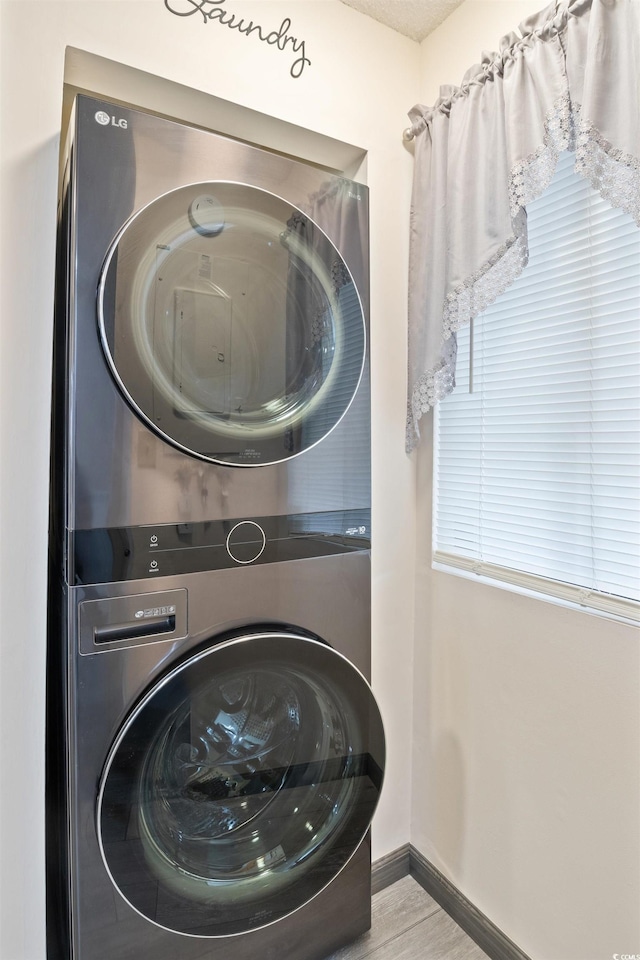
(98, 181, 366, 466)
(97, 632, 385, 938)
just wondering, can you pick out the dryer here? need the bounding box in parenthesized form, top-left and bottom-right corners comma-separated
(47, 95, 384, 960)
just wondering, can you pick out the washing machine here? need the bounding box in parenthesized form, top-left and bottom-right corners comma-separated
(46, 94, 384, 960)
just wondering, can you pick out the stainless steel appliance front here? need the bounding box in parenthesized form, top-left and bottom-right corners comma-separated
(63, 95, 370, 534)
(47, 95, 380, 960)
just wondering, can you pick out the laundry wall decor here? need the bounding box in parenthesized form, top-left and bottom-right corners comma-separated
(164, 0, 312, 78)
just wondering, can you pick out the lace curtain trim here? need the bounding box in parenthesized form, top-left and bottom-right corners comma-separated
(406, 98, 640, 452)
(406, 336, 457, 451)
(575, 113, 640, 225)
(509, 93, 575, 213)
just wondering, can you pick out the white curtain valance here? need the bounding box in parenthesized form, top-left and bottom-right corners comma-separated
(406, 0, 640, 452)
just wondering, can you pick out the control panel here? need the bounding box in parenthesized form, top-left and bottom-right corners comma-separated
(71, 509, 371, 586)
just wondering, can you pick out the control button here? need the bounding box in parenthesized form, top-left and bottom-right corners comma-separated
(149, 560, 159, 574)
(226, 521, 266, 565)
(149, 534, 158, 548)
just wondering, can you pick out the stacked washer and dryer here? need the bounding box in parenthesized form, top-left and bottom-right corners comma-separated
(46, 95, 384, 960)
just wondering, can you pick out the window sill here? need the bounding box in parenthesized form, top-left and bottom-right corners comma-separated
(433, 552, 640, 627)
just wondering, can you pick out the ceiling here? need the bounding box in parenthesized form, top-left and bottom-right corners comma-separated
(338, 0, 466, 42)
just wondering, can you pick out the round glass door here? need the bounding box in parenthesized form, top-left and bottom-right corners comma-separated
(98, 182, 366, 465)
(97, 632, 385, 937)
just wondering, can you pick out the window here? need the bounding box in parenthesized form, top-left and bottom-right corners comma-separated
(434, 151, 640, 621)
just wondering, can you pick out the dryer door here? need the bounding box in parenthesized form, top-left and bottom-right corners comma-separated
(98, 182, 366, 466)
(98, 631, 384, 937)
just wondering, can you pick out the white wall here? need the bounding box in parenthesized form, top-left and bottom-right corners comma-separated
(414, 5, 640, 960)
(0, 4, 417, 958)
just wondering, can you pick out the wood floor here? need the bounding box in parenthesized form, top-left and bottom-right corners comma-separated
(327, 875, 491, 960)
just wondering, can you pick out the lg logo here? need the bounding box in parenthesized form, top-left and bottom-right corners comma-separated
(95, 110, 128, 129)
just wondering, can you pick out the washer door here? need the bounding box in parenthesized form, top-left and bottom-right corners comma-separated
(98, 182, 366, 465)
(98, 632, 384, 937)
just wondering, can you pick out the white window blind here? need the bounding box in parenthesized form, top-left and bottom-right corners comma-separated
(434, 151, 640, 621)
